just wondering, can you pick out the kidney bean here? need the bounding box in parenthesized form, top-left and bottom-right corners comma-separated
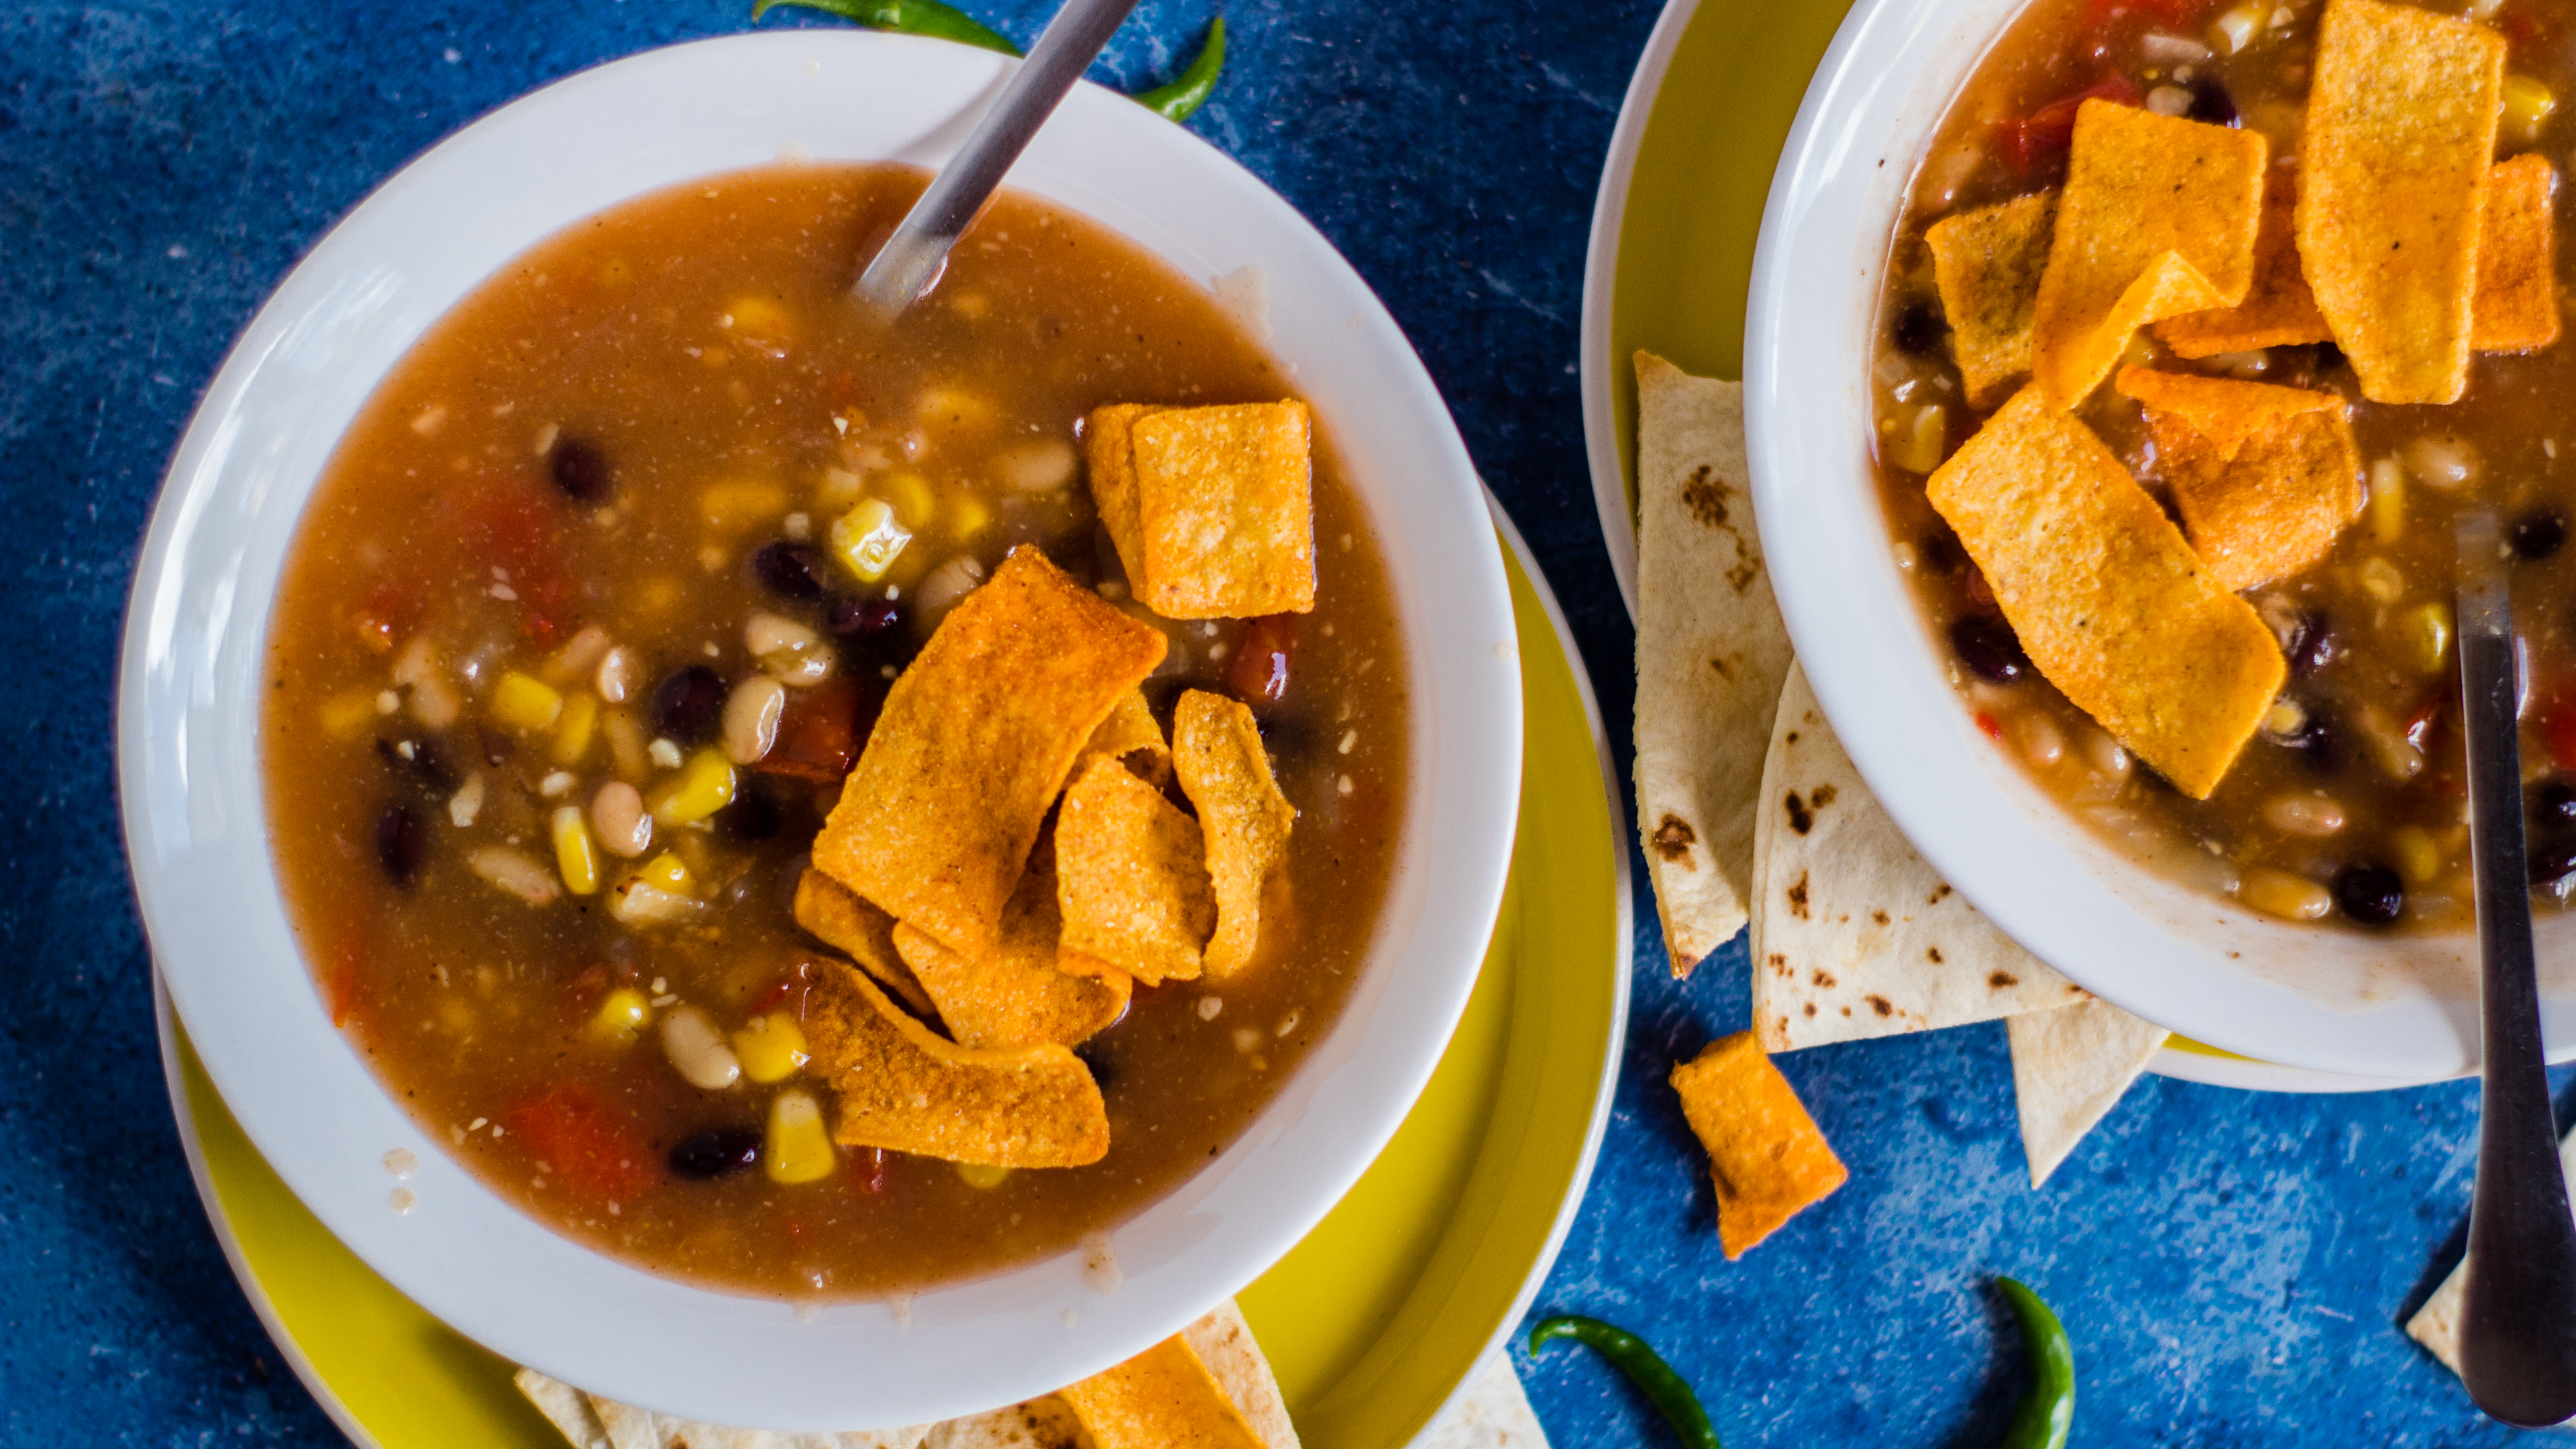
(1950, 613, 2029, 684)
(651, 665, 727, 745)
(828, 595, 904, 639)
(1892, 302, 1947, 358)
(375, 734, 460, 792)
(2334, 863, 2404, 926)
(2534, 780, 2576, 830)
(549, 437, 613, 502)
(377, 804, 427, 888)
(714, 778, 783, 843)
(2532, 839, 2576, 893)
(2186, 77, 2237, 125)
(668, 1127, 762, 1180)
(1229, 616, 1297, 708)
(753, 541, 831, 603)
(2512, 508, 2567, 561)
(2284, 609, 2335, 676)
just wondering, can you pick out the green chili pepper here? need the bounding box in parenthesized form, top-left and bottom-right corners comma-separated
(1996, 1277, 2076, 1449)
(1132, 17, 1226, 121)
(1527, 1314, 1722, 1449)
(750, 0, 1020, 56)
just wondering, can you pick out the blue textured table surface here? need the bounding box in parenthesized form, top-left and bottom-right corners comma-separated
(0, 1, 2559, 1444)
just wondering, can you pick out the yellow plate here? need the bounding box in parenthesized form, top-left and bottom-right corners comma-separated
(153, 516, 1628, 1449)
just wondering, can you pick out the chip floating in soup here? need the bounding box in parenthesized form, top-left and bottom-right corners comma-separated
(1875, 0, 2576, 931)
(264, 164, 1409, 1297)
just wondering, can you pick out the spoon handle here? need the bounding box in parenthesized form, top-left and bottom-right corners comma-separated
(855, 0, 1143, 315)
(2457, 509, 2576, 1427)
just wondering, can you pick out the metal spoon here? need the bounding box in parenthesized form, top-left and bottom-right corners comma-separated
(2457, 507, 2576, 1427)
(854, 0, 1142, 318)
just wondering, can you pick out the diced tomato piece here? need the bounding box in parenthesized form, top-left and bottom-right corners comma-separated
(1994, 76, 2142, 178)
(1976, 712, 2007, 742)
(507, 1083, 659, 1203)
(758, 676, 879, 783)
(445, 475, 577, 643)
(2086, 0, 2214, 30)
(2537, 680, 2576, 772)
(749, 961, 814, 1018)
(324, 918, 376, 1041)
(1228, 615, 1297, 710)
(849, 1147, 892, 1195)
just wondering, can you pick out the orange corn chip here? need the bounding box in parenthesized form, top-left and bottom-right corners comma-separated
(1079, 688, 1173, 788)
(1057, 755, 1218, 985)
(794, 869, 937, 1018)
(1060, 1334, 1267, 1449)
(2117, 368, 2361, 591)
(1133, 402, 1317, 619)
(1173, 691, 1297, 977)
(1668, 1032, 1847, 1260)
(2298, 0, 2504, 404)
(1927, 190, 2057, 408)
(892, 865, 1131, 1051)
(2155, 171, 2332, 358)
(2473, 153, 2561, 354)
(2029, 101, 2267, 405)
(1085, 403, 1160, 588)
(803, 959, 1110, 1167)
(813, 547, 1166, 954)
(1926, 386, 2284, 798)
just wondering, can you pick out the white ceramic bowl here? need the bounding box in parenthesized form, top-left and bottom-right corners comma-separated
(1746, 0, 2576, 1081)
(117, 32, 1521, 1430)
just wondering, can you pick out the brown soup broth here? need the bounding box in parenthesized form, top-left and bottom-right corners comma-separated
(263, 164, 1410, 1297)
(1871, 0, 2576, 932)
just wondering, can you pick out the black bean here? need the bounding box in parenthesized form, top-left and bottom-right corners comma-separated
(714, 780, 782, 844)
(374, 735, 460, 792)
(2512, 508, 2567, 561)
(651, 665, 726, 745)
(549, 437, 613, 502)
(376, 804, 427, 888)
(478, 724, 515, 768)
(1950, 613, 2029, 684)
(2334, 863, 2404, 926)
(2284, 712, 2339, 775)
(2284, 609, 2335, 676)
(2186, 78, 2238, 126)
(2532, 840, 2576, 893)
(1918, 531, 1966, 575)
(827, 594, 904, 639)
(752, 541, 830, 603)
(669, 1128, 763, 1179)
(1892, 301, 1947, 359)
(2535, 780, 2576, 830)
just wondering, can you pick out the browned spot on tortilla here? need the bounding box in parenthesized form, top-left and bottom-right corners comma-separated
(1989, 971, 2019, 988)
(1866, 995, 1893, 1016)
(1927, 947, 1945, 963)
(1768, 952, 1789, 973)
(1803, 1003, 1817, 1017)
(1708, 654, 1735, 680)
(1839, 1006, 1853, 1017)
(1929, 884, 1953, 903)
(1811, 969, 1836, 988)
(1786, 871, 1811, 920)
(1725, 561, 1759, 594)
(1809, 784, 1838, 810)
(1784, 791, 1814, 835)
(1871, 910, 1890, 926)
(1681, 465, 1731, 527)
(1784, 731, 1801, 745)
(1651, 814, 1699, 862)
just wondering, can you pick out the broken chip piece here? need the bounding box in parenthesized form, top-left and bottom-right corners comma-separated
(2116, 367, 2362, 592)
(1668, 1031, 1848, 1260)
(1926, 386, 2285, 798)
(803, 958, 1110, 1168)
(2153, 170, 2331, 358)
(1078, 687, 1174, 789)
(1059, 1330, 1269, 1449)
(1131, 402, 1317, 620)
(1173, 690, 1297, 977)
(2297, 0, 2504, 404)
(2028, 99, 2267, 406)
(892, 862, 1132, 1051)
(1056, 755, 1218, 985)
(2472, 152, 2561, 354)
(812, 547, 1166, 955)
(795, 867, 938, 1018)
(1927, 190, 2057, 408)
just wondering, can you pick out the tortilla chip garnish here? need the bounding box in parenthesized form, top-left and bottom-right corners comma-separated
(1668, 1032, 1847, 1260)
(1084, 404, 1158, 589)
(1057, 755, 1217, 985)
(803, 958, 1109, 1167)
(1079, 687, 1173, 788)
(1927, 191, 2057, 408)
(2298, 0, 2504, 404)
(813, 547, 1166, 955)
(796, 868, 938, 1018)
(1059, 1332, 1268, 1449)
(892, 863, 1131, 1051)
(1132, 402, 1316, 620)
(2473, 153, 2561, 354)
(1631, 354, 1795, 975)
(2155, 171, 2332, 357)
(1925, 386, 2284, 798)
(2029, 100, 2267, 405)
(2007, 998, 2169, 1187)
(1750, 663, 2088, 1052)
(2116, 367, 2361, 591)
(1173, 690, 1297, 977)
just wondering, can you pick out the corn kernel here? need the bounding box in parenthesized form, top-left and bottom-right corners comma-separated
(2239, 867, 2332, 921)
(2398, 601, 2453, 672)
(727, 295, 794, 341)
(2211, 3, 2261, 53)
(649, 749, 737, 826)
(949, 492, 994, 541)
(829, 498, 914, 582)
(553, 691, 600, 767)
(883, 472, 938, 530)
(765, 1088, 836, 1183)
(319, 690, 380, 739)
(915, 386, 993, 428)
(2390, 825, 2445, 886)
(701, 480, 790, 533)
(1884, 404, 1947, 474)
(734, 1012, 810, 1083)
(608, 876, 703, 926)
(955, 1162, 1011, 1189)
(591, 987, 653, 1041)
(2504, 74, 2556, 143)
(817, 466, 865, 512)
(638, 851, 692, 892)
(2368, 458, 2406, 544)
(490, 671, 564, 733)
(2358, 557, 2406, 603)
(551, 806, 602, 896)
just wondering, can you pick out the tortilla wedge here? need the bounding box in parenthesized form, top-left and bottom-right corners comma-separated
(1631, 352, 1795, 975)
(522, 1371, 934, 1449)
(1414, 1356, 1550, 1449)
(2408, 1126, 2576, 1385)
(921, 1399, 1087, 1449)
(1750, 663, 2087, 1051)
(1927, 190, 2057, 408)
(2006, 998, 2170, 1187)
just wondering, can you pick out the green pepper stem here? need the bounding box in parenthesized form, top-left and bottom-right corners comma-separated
(1132, 17, 1226, 121)
(1527, 1313, 1723, 1449)
(750, 0, 1022, 56)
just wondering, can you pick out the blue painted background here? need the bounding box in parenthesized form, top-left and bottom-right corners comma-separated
(0, 0, 2553, 1443)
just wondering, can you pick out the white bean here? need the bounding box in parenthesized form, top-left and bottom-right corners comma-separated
(2406, 435, 2479, 490)
(2262, 792, 2347, 837)
(467, 847, 561, 906)
(595, 645, 641, 704)
(660, 1006, 742, 1090)
(915, 555, 987, 617)
(994, 438, 1077, 494)
(550, 626, 612, 684)
(590, 781, 653, 858)
(2013, 712, 2066, 769)
(722, 675, 787, 764)
(745, 611, 834, 686)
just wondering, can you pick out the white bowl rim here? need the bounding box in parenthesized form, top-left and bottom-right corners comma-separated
(1744, 0, 2576, 1081)
(117, 30, 1522, 1430)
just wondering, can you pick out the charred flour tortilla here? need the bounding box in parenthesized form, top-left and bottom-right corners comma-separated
(2408, 1126, 2576, 1390)
(2006, 998, 2169, 1187)
(512, 1367, 934, 1449)
(1631, 352, 1794, 975)
(1750, 663, 2087, 1051)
